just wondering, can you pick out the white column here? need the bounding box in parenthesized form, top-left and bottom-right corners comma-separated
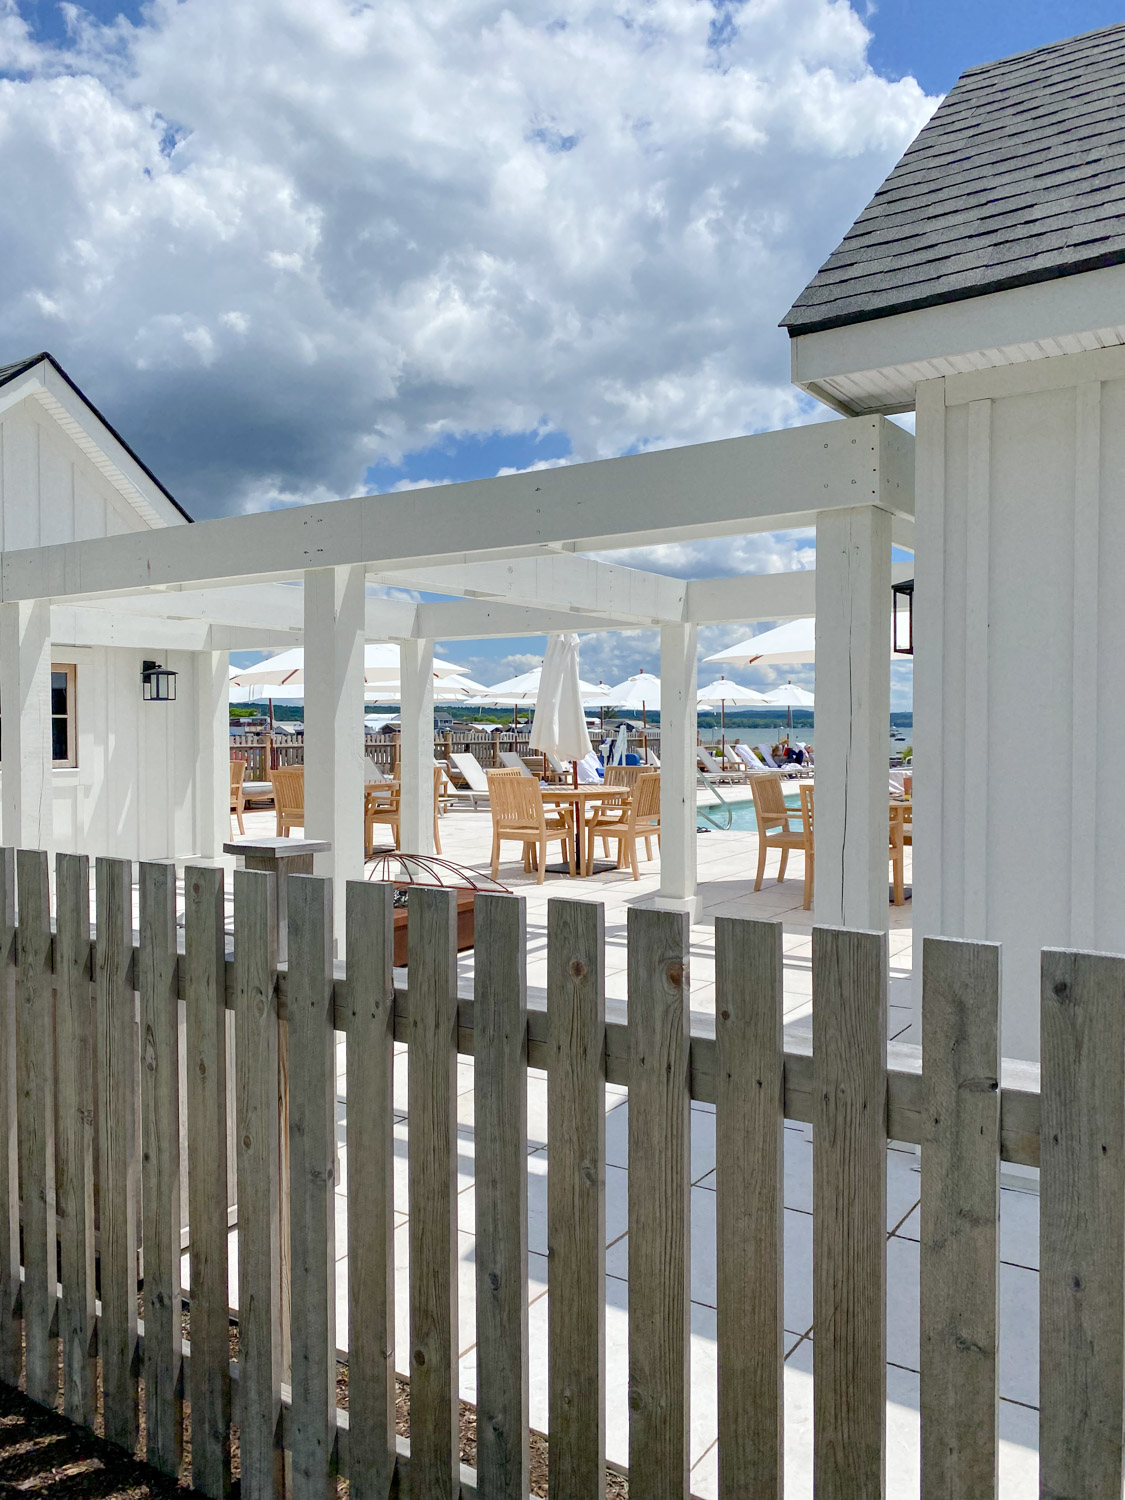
(303, 566, 366, 944)
(0, 601, 53, 851)
(656, 622, 700, 919)
(397, 637, 434, 856)
(814, 503, 892, 930)
(194, 649, 229, 859)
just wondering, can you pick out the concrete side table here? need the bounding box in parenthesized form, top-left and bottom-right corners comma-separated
(223, 837, 331, 963)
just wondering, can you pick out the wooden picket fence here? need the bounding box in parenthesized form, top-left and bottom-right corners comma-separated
(0, 844, 1121, 1497)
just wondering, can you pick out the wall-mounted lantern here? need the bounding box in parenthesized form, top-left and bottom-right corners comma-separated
(141, 659, 178, 702)
(892, 579, 914, 655)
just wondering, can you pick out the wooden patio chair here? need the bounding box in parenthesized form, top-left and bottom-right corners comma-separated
(752, 775, 813, 908)
(486, 768, 575, 883)
(432, 762, 444, 855)
(365, 780, 401, 855)
(230, 758, 246, 834)
(271, 766, 304, 837)
(889, 801, 910, 906)
(587, 769, 660, 879)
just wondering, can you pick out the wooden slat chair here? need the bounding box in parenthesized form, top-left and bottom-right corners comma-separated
(587, 769, 661, 879)
(271, 766, 305, 837)
(486, 768, 575, 883)
(364, 780, 401, 855)
(230, 758, 247, 835)
(751, 775, 813, 908)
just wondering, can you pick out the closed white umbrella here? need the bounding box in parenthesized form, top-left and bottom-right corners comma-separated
(531, 634, 594, 871)
(697, 676, 770, 761)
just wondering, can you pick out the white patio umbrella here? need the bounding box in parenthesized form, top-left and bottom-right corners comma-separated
(366, 674, 491, 703)
(762, 681, 815, 738)
(483, 664, 614, 730)
(697, 676, 770, 761)
(705, 615, 907, 667)
(607, 670, 661, 754)
(531, 634, 594, 870)
(228, 642, 468, 689)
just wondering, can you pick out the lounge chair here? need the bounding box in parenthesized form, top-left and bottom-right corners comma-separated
(697, 746, 739, 782)
(543, 751, 574, 783)
(499, 751, 537, 777)
(448, 752, 492, 808)
(576, 752, 604, 783)
(732, 744, 778, 778)
(756, 744, 803, 779)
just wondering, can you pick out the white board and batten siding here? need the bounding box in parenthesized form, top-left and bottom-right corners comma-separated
(913, 340, 1125, 1063)
(0, 378, 224, 862)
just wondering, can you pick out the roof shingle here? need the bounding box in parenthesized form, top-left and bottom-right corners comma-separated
(781, 22, 1125, 335)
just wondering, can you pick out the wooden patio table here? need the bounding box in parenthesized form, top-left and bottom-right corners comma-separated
(539, 783, 629, 876)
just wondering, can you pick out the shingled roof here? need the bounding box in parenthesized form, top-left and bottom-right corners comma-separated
(782, 22, 1125, 336)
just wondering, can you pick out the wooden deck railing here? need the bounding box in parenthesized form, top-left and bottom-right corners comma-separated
(0, 845, 1118, 1497)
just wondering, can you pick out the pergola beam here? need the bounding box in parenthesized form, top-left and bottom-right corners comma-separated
(1, 417, 913, 604)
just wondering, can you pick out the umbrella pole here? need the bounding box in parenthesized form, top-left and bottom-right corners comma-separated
(720, 700, 726, 764)
(642, 702, 648, 759)
(572, 758, 582, 874)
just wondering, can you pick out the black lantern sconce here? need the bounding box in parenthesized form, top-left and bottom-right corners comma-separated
(141, 659, 178, 702)
(892, 579, 914, 656)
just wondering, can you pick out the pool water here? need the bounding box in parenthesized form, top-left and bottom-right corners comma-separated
(699, 792, 801, 832)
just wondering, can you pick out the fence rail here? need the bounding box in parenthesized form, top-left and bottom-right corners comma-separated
(0, 845, 1118, 1498)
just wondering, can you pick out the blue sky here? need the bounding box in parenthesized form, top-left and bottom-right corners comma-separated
(5, 0, 1115, 700)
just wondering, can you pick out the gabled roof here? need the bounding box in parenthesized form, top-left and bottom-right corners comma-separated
(782, 22, 1125, 337)
(0, 353, 191, 526)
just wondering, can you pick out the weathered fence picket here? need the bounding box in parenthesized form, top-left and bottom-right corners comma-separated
(627, 906, 691, 1500)
(184, 864, 232, 1499)
(813, 925, 888, 1499)
(715, 915, 784, 1500)
(3, 845, 1124, 1500)
(546, 896, 606, 1500)
(55, 852, 97, 1427)
(920, 936, 1000, 1500)
(407, 885, 460, 1500)
(139, 859, 184, 1475)
(344, 880, 397, 1500)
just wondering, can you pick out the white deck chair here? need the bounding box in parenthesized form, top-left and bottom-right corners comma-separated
(576, 752, 604, 783)
(732, 744, 775, 777)
(499, 751, 536, 777)
(447, 752, 492, 807)
(641, 747, 661, 767)
(756, 743, 803, 779)
(697, 746, 740, 782)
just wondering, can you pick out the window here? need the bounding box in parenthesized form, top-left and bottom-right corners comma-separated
(52, 665, 77, 767)
(0, 663, 78, 768)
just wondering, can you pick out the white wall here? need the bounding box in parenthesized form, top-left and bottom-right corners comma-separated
(913, 343, 1125, 1063)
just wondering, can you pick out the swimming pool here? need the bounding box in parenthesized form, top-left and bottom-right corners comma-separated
(698, 792, 801, 832)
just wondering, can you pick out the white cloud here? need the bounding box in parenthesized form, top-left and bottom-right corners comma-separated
(0, 0, 935, 516)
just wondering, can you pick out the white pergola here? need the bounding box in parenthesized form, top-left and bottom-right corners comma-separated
(0, 415, 914, 942)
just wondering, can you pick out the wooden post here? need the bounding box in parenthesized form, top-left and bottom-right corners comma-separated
(547, 897, 606, 1500)
(920, 937, 1000, 1499)
(0, 849, 19, 1387)
(55, 853, 98, 1427)
(184, 865, 232, 1498)
(715, 916, 784, 1498)
(195, 650, 231, 859)
(139, 860, 184, 1474)
(0, 601, 52, 849)
(399, 637, 436, 855)
(474, 892, 529, 1498)
(345, 880, 397, 1499)
(1040, 948, 1125, 1498)
(16, 848, 56, 1408)
(627, 905, 691, 1498)
(813, 504, 892, 928)
(286, 874, 338, 1500)
(96, 854, 140, 1451)
(303, 564, 366, 948)
(407, 886, 460, 1500)
(812, 924, 887, 1498)
(235, 868, 284, 1500)
(657, 623, 700, 917)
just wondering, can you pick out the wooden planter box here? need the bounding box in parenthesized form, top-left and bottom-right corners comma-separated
(392, 886, 476, 967)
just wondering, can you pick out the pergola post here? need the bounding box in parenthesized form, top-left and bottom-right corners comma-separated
(303, 566, 365, 947)
(398, 637, 435, 856)
(194, 650, 229, 859)
(813, 503, 892, 929)
(0, 601, 53, 851)
(656, 622, 700, 919)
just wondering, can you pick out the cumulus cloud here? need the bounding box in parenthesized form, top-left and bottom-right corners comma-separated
(0, 0, 934, 517)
